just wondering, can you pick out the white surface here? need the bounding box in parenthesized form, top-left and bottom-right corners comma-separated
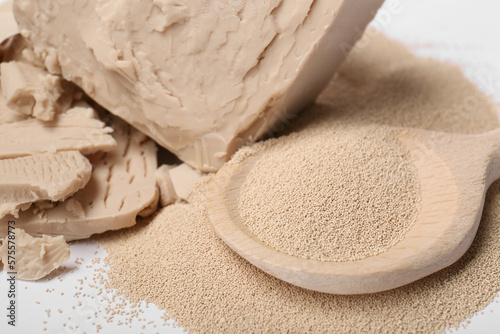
(1, 0, 500, 333)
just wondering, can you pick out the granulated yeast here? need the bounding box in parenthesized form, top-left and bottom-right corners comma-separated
(100, 33, 500, 334)
(237, 124, 420, 262)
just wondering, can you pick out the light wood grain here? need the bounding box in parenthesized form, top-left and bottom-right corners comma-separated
(207, 127, 500, 294)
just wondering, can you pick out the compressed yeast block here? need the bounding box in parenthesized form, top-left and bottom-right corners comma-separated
(1, 60, 73, 121)
(0, 228, 70, 281)
(0, 151, 92, 218)
(14, 0, 384, 171)
(0, 118, 159, 241)
(0, 103, 117, 158)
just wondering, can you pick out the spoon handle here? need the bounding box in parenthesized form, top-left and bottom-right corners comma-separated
(478, 128, 500, 186)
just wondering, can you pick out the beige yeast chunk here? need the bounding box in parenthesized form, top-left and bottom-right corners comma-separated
(155, 164, 178, 207)
(0, 151, 91, 218)
(169, 163, 203, 201)
(0, 106, 116, 158)
(0, 228, 70, 280)
(1, 61, 71, 121)
(14, 0, 384, 171)
(0, 119, 159, 241)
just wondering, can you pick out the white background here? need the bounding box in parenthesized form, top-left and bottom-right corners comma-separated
(1, 0, 500, 333)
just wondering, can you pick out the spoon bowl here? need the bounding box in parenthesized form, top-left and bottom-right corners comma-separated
(207, 127, 500, 294)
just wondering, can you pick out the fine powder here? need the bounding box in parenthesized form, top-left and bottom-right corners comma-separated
(99, 32, 500, 334)
(237, 125, 421, 262)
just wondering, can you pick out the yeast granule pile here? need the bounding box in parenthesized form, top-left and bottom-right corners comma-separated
(98, 33, 500, 333)
(237, 124, 420, 262)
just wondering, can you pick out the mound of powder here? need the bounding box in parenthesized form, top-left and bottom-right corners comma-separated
(306, 33, 499, 135)
(99, 32, 500, 334)
(237, 124, 420, 262)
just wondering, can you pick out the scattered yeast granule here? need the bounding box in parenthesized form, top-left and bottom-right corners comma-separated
(100, 33, 500, 334)
(237, 124, 420, 261)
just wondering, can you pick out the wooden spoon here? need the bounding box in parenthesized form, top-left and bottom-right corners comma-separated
(207, 127, 500, 294)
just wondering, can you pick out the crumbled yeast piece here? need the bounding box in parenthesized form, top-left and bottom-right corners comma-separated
(155, 163, 204, 207)
(169, 163, 203, 201)
(1, 60, 73, 121)
(0, 151, 92, 219)
(0, 104, 117, 158)
(14, 0, 384, 171)
(155, 165, 179, 207)
(0, 88, 28, 123)
(1, 33, 46, 68)
(64, 198, 85, 219)
(0, 228, 70, 281)
(0, 118, 159, 241)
